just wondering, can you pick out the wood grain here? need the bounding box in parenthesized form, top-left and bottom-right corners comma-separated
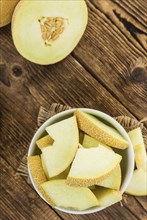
(0, 0, 146, 219)
(73, 0, 146, 120)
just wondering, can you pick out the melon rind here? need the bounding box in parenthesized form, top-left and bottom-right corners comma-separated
(41, 179, 99, 210)
(75, 109, 129, 149)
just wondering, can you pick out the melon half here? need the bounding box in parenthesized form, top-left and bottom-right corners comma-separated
(12, 0, 88, 64)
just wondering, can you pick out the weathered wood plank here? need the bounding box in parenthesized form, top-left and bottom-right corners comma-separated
(72, 0, 146, 120)
(0, 157, 62, 220)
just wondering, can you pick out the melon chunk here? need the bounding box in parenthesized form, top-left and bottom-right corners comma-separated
(92, 187, 122, 207)
(41, 180, 98, 210)
(28, 155, 55, 206)
(12, 0, 88, 65)
(96, 165, 121, 190)
(75, 110, 129, 149)
(125, 169, 147, 196)
(41, 116, 78, 177)
(82, 134, 99, 148)
(128, 128, 147, 171)
(66, 146, 122, 187)
(36, 135, 53, 150)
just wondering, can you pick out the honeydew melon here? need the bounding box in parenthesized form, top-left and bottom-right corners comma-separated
(0, 0, 20, 27)
(82, 134, 99, 148)
(128, 128, 147, 171)
(66, 145, 122, 187)
(96, 165, 121, 190)
(125, 169, 147, 196)
(41, 180, 99, 210)
(75, 110, 129, 149)
(92, 187, 122, 207)
(12, 0, 88, 64)
(42, 116, 78, 177)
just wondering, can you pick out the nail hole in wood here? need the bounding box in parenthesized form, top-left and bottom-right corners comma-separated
(12, 66, 22, 77)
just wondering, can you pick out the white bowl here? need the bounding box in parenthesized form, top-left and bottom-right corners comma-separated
(28, 108, 134, 215)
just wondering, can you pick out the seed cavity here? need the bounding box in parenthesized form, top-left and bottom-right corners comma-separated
(38, 16, 68, 46)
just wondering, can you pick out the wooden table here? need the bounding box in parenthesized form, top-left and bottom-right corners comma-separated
(0, 0, 146, 219)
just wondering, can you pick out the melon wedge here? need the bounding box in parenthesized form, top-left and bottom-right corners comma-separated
(36, 135, 53, 150)
(128, 127, 144, 147)
(12, 0, 88, 65)
(41, 116, 78, 177)
(96, 165, 121, 190)
(66, 145, 122, 187)
(0, 0, 20, 27)
(125, 169, 147, 196)
(75, 110, 129, 149)
(41, 180, 98, 210)
(92, 187, 122, 207)
(28, 155, 55, 206)
(128, 128, 146, 171)
(41, 154, 70, 180)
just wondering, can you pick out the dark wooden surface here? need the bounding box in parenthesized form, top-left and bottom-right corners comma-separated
(0, 0, 147, 219)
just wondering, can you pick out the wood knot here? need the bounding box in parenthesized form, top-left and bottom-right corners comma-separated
(131, 67, 147, 82)
(12, 66, 22, 77)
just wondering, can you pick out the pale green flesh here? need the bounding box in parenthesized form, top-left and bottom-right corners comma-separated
(128, 127, 144, 147)
(68, 146, 122, 179)
(42, 116, 79, 177)
(12, 0, 88, 64)
(96, 165, 121, 190)
(87, 114, 126, 142)
(93, 187, 122, 207)
(41, 180, 98, 210)
(125, 169, 147, 196)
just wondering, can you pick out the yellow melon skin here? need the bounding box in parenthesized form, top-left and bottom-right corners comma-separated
(12, 0, 88, 65)
(0, 0, 20, 27)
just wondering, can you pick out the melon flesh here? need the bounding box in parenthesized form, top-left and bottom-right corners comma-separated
(75, 110, 129, 149)
(12, 0, 88, 64)
(92, 187, 122, 207)
(41, 180, 99, 210)
(82, 134, 99, 148)
(42, 116, 79, 177)
(66, 145, 122, 187)
(125, 169, 147, 196)
(128, 128, 147, 171)
(96, 165, 121, 190)
(0, 0, 20, 27)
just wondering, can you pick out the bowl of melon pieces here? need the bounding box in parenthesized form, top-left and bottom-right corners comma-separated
(28, 108, 135, 214)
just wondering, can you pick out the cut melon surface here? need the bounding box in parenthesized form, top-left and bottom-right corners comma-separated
(128, 127, 144, 147)
(12, 0, 88, 64)
(75, 110, 129, 149)
(96, 165, 121, 190)
(66, 145, 122, 187)
(36, 135, 53, 150)
(42, 116, 78, 177)
(41, 180, 98, 210)
(92, 187, 122, 207)
(125, 169, 147, 196)
(82, 134, 99, 148)
(128, 128, 146, 171)
(134, 143, 147, 171)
